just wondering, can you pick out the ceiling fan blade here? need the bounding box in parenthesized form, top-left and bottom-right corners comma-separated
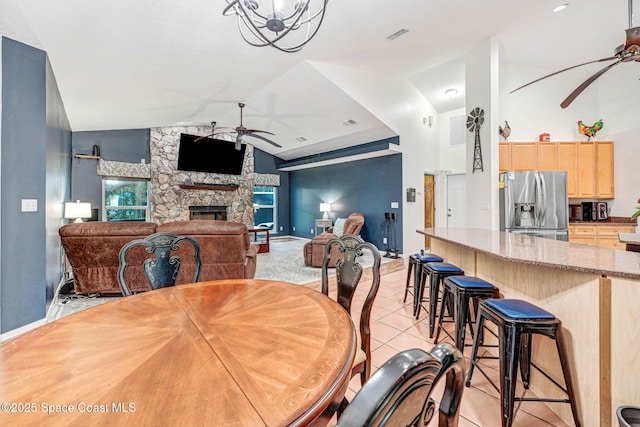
(244, 132, 282, 148)
(234, 134, 243, 150)
(194, 133, 215, 143)
(245, 129, 275, 136)
(510, 56, 617, 94)
(560, 60, 623, 108)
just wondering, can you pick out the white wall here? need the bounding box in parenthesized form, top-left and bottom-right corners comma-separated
(311, 62, 440, 254)
(464, 38, 500, 230)
(437, 108, 466, 173)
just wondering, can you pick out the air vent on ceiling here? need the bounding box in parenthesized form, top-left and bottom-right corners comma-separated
(296, 136, 307, 142)
(341, 119, 358, 127)
(386, 28, 409, 41)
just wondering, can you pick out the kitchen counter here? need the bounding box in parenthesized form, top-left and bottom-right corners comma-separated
(419, 227, 640, 280)
(569, 215, 637, 226)
(418, 227, 640, 427)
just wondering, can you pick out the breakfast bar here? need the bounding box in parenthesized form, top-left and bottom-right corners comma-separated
(418, 227, 640, 427)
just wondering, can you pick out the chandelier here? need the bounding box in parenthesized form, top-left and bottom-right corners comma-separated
(223, 0, 329, 53)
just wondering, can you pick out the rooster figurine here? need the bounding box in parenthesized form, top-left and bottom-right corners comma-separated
(577, 120, 603, 141)
(498, 121, 511, 141)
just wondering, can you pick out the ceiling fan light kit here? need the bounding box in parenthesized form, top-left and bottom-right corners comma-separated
(223, 0, 329, 53)
(511, 0, 640, 108)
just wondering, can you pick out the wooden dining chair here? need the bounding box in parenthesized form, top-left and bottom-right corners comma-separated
(321, 234, 381, 413)
(117, 232, 202, 296)
(336, 343, 466, 427)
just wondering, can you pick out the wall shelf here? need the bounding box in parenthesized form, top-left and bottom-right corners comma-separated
(74, 154, 101, 160)
(179, 184, 239, 191)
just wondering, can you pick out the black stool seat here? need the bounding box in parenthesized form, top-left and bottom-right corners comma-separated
(434, 276, 499, 351)
(403, 253, 443, 315)
(417, 262, 463, 338)
(466, 299, 581, 427)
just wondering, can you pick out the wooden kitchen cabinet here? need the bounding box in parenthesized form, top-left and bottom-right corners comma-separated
(577, 142, 596, 198)
(569, 223, 635, 249)
(511, 142, 537, 171)
(500, 141, 614, 198)
(499, 142, 511, 172)
(596, 141, 615, 198)
(536, 142, 557, 170)
(569, 225, 597, 245)
(557, 142, 579, 198)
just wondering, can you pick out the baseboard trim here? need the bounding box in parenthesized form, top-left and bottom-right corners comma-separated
(1, 318, 47, 343)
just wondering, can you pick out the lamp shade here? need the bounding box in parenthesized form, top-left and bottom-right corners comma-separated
(320, 203, 331, 213)
(64, 201, 92, 223)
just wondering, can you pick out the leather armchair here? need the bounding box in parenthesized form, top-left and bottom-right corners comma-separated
(303, 212, 365, 268)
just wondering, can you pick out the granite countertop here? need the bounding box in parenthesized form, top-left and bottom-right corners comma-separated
(619, 233, 640, 245)
(418, 227, 640, 280)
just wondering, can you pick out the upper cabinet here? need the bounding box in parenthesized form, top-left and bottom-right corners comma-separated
(500, 141, 614, 199)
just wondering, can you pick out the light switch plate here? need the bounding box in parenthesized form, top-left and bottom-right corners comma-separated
(21, 199, 38, 212)
(391, 202, 399, 209)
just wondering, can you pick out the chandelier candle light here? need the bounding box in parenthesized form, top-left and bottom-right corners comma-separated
(223, 0, 329, 53)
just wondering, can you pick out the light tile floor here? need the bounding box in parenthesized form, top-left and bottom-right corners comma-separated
(332, 267, 572, 427)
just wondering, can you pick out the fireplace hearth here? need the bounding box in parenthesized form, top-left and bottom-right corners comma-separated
(189, 206, 228, 221)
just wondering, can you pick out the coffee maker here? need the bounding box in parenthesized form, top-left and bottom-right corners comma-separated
(597, 202, 608, 220)
(581, 202, 596, 221)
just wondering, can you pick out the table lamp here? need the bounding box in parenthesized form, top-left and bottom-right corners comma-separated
(64, 200, 92, 223)
(320, 203, 331, 220)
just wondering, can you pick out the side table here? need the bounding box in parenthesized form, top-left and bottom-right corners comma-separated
(248, 228, 270, 253)
(315, 218, 332, 235)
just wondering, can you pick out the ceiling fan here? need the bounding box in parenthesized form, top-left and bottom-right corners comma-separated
(510, 0, 640, 108)
(195, 103, 282, 150)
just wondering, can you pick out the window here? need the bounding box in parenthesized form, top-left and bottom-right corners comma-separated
(253, 186, 276, 232)
(103, 179, 149, 221)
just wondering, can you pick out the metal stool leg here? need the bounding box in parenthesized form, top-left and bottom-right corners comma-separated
(403, 256, 414, 303)
(500, 324, 522, 427)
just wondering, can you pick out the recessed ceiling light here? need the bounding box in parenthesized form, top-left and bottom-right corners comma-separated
(341, 119, 358, 127)
(552, 3, 569, 12)
(386, 28, 409, 41)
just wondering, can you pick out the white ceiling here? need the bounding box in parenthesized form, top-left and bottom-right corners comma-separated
(0, 0, 632, 160)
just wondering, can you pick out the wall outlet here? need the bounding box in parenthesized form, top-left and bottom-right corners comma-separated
(292, 226, 296, 232)
(279, 226, 283, 231)
(311, 228, 314, 234)
(383, 237, 387, 244)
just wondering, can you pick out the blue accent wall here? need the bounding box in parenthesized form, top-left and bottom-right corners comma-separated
(71, 129, 150, 220)
(288, 150, 403, 251)
(254, 148, 290, 234)
(1, 37, 71, 332)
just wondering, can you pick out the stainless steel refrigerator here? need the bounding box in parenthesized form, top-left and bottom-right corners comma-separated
(499, 171, 569, 241)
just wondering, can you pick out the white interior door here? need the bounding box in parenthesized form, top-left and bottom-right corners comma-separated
(447, 173, 467, 228)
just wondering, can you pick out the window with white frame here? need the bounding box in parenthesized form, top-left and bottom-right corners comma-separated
(103, 179, 150, 221)
(253, 186, 276, 232)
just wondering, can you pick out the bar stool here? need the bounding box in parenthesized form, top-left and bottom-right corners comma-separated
(434, 276, 499, 352)
(404, 253, 443, 316)
(416, 262, 463, 338)
(466, 299, 581, 427)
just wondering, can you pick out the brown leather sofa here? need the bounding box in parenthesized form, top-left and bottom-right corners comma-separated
(303, 212, 365, 268)
(59, 220, 259, 295)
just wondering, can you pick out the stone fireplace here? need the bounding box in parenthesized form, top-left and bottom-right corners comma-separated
(149, 125, 255, 226)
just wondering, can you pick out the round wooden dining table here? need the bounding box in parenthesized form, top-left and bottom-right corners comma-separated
(0, 279, 356, 426)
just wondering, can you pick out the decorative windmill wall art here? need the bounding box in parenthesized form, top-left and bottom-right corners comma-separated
(467, 107, 485, 173)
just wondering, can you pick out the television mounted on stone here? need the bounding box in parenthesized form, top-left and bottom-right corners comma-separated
(177, 133, 246, 175)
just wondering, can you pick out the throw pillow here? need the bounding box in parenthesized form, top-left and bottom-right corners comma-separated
(333, 217, 346, 237)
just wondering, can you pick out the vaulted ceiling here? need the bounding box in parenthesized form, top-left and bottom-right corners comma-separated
(1, 1, 631, 160)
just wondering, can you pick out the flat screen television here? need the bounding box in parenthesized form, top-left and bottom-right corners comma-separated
(177, 133, 246, 175)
